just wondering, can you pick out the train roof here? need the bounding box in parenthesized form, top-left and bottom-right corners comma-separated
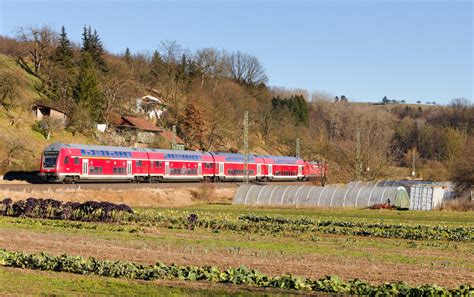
(43, 143, 148, 153)
(44, 143, 303, 161)
(44, 143, 210, 156)
(211, 152, 303, 161)
(145, 148, 210, 156)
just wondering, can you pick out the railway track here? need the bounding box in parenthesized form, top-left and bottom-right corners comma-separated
(0, 181, 315, 192)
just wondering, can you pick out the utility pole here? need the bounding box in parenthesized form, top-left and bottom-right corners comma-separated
(172, 125, 177, 150)
(295, 138, 300, 158)
(412, 147, 417, 178)
(243, 111, 249, 184)
(355, 129, 362, 180)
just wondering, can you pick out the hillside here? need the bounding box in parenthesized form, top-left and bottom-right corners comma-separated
(0, 54, 94, 174)
(0, 27, 472, 188)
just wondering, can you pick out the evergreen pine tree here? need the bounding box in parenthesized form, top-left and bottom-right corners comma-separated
(90, 29, 108, 72)
(73, 52, 104, 122)
(81, 26, 91, 52)
(123, 47, 132, 64)
(150, 50, 163, 78)
(52, 26, 74, 68)
(148, 50, 163, 88)
(81, 26, 108, 72)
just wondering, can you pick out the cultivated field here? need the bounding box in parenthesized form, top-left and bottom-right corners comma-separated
(0, 201, 473, 295)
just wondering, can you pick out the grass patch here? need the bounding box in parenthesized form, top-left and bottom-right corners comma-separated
(0, 267, 280, 296)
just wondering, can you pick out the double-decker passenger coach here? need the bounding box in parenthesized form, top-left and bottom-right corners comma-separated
(40, 143, 321, 183)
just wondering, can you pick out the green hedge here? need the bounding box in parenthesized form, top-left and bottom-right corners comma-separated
(0, 250, 472, 296)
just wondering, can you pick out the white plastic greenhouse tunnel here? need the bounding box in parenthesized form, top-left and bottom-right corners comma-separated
(233, 184, 409, 208)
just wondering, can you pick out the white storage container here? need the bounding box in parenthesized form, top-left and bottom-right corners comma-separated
(409, 185, 445, 210)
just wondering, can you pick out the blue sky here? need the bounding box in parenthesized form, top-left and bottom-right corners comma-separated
(1, 0, 472, 103)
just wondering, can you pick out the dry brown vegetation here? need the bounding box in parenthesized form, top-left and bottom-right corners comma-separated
(440, 198, 474, 212)
(0, 186, 234, 207)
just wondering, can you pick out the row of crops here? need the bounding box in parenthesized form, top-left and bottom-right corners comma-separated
(126, 211, 473, 241)
(1, 198, 473, 241)
(0, 249, 472, 296)
(0, 198, 132, 222)
(3, 217, 142, 233)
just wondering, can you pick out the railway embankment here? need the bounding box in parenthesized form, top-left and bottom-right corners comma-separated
(0, 182, 237, 207)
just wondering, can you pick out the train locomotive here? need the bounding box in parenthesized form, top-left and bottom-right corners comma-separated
(39, 143, 324, 183)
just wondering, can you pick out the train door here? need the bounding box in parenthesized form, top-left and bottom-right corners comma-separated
(165, 162, 170, 176)
(298, 165, 303, 176)
(268, 164, 273, 178)
(82, 159, 88, 176)
(257, 164, 262, 176)
(127, 161, 132, 176)
(219, 163, 224, 177)
(198, 163, 202, 176)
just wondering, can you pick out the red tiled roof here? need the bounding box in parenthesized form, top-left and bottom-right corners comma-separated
(160, 131, 185, 144)
(120, 116, 163, 132)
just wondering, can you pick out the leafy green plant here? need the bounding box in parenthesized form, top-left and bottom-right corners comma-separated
(0, 249, 471, 296)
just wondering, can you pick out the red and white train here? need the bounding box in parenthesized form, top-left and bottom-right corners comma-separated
(39, 143, 325, 183)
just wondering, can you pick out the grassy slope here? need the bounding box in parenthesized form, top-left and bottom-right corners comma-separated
(0, 54, 93, 173)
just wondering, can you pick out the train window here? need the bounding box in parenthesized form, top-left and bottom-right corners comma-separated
(136, 160, 143, 167)
(89, 166, 102, 174)
(155, 161, 162, 168)
(64, 156, 69, 164)
(74, 157, 79, 165)
(170, 168, 182, 174)
(113, 167, 117, 174)
(187, 168, 197, 174)
(204, 163, 213, 169)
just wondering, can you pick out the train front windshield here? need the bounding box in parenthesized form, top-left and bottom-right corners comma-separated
(43, 151, 59, 168)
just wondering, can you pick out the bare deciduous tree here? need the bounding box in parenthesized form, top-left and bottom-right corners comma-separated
(194, 48, 225, 88)
(101, 61, 140, 125)
(224, 51, 268, 86)
(17, 26, 56, 75)
(40, 116, 63, 139)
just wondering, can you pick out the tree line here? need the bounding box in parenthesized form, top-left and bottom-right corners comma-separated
(0, 25, 472, 193)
